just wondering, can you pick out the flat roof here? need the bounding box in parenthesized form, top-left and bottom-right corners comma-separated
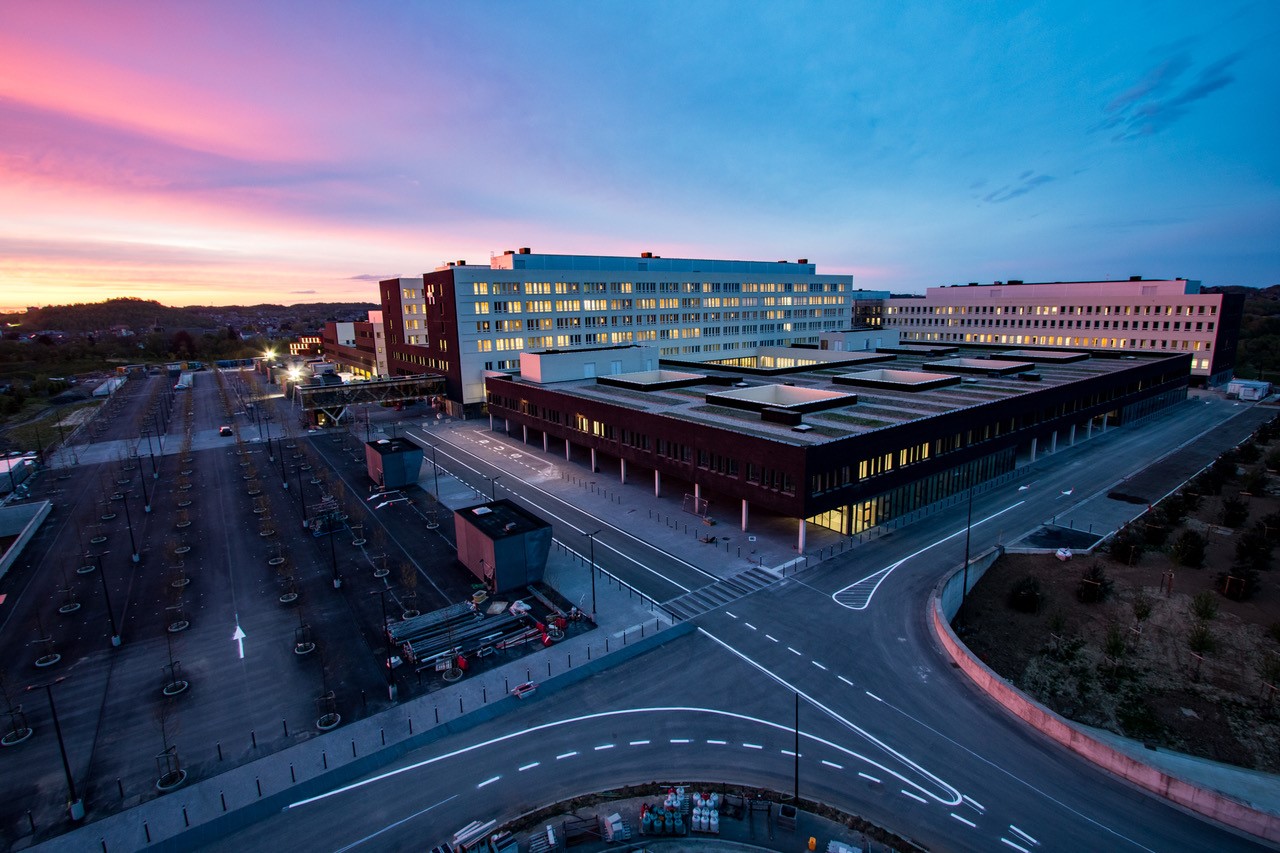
(366, 437, 420, 456)
(457, 500, 550, 539)
(489, 344, 1184, 446)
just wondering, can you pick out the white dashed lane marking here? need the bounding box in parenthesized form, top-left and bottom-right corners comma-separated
(787, 647, 803, 656)
(900, 789, 927, 804)
(518, 762, 539, 772)
(950, 812, 976, 828)
(838, 675, 854, 686)
(555, 751, 577, 760)
(812, 661, 827, 671)
(477, 776, 500, 788)
(629, 740, 650, 746)
(858, 772, 880, 783)
(1001, 839, 1030, 853)
(821, 760, 843, 769)
(594, 744, 614, 751)
(743, 743, 762, 750)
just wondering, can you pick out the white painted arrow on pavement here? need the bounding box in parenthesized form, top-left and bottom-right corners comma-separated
(232, 622, 247, 659)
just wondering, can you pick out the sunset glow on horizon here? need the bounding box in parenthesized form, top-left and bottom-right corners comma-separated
(2, 1, 1276, 310)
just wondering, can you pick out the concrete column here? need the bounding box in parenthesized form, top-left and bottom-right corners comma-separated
(620, 458, 627, 485)
(1030, 437, 1038, 463)
(1069, 424, 1076, 446)
(543, 433, 549, 452)
(522, 424, 528, 444)
(505, 418, 510, 434)
(590, 447, 597, 473)
(797, 518, 807, 553)
(565, 439, 571, 461)
(1087, 420, 1093, 440)
(741, 499, 749, 531)
(654, 470, 661, 498)
(488, 413, 494, 430)
(1050, 431, 1058, 454)
(694, 483, 701, 502)
(1103, 412, 1110, 431)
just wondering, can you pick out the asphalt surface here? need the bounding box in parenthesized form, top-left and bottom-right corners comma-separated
(9, 385, 1278, 852)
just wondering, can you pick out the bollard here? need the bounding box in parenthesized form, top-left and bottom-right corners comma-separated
(256, 778, 262, 797)
(458, 696, 463, 714)
(527, 668, 531, 682)
(435, 706, 439, 724)
(117, 777, 124, 798)
(641, 624, 645, 638)
(505, 676, 509, 692)
(217, 741, 223, 761)
(323, 751, 328, 769)
(606, 638, 609, 653)
(381, 728, 386, 746)
(408, 716, 414, 735)
(361, 691, 367, 714)
(351, 739, 357, 758)
(102, 840, 107, 853)
(27, 810, 35, 833)
(588, 645, 591, 660)
(144, 822, 150, 842)
(183, 806, 189, 827)
(547, 660, 551, 676)
(483, 687, 487, 703)
(221, 791, 227, 812)
(251, 730, 257, 749)
(568, 653, 572, 667)
(290, 764, 296, 783)
(283, 719, 288, 738)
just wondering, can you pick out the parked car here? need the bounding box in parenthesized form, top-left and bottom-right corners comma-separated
(219, 425, 233, 436)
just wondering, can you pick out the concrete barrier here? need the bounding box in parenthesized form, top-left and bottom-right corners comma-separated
(930, 570, 1280, 844)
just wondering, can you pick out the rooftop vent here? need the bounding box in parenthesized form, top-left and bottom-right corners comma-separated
(456, 260, 467, 266)
(518, 247, 531, 254)
(1130, 275, 1142, 281)
(503, 249, 514, 255)
(961, 377, 980, 384)
(1008, 279, 1023, 285)
(797, 258, 808, 264)
(641, 251, 653, 258)
(792, 424, 814, 433)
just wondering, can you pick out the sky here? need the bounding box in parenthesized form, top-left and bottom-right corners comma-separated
(1, 1, 1277, 310)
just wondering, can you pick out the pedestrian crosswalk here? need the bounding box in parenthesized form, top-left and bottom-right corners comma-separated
(663, 565, 781, 620)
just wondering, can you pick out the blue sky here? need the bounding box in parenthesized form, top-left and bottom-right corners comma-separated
(0, 0, 1276, 307)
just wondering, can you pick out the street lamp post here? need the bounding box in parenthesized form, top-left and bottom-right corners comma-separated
(27, 679, 84, 821)
(137, 463, 151, 513)
(95, 553, 121, 647)
(487, 474, 501, 501)
(121, 492, 140, 563)
(372, 590, 397, 701)
(582, 530, 601, 623)
(142, 427, 158, 479)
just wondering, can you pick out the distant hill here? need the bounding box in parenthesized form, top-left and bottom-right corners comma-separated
(1204, 284, 1280, 378)
(0, 298, 379, 335)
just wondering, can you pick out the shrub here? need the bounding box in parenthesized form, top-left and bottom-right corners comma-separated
(1266, 449, 1280, 472)
(1103, 623, 1127, 661)
(1142, 514, 1170, 548)
(1220, 496, 1249, 528)
(1242, 467, 1269, 496)
(1157, 494, 1187, 526)
(1235, 527, 1273, 572)
(1188, 620, 1216, 655)
(1007, 576, 1041, 613)
(1108, 527, 1145, 565)
(1261, 511, 1280, 544)
(1131, 593, 1153, 625)
(1218, 567, 1260, 601)
(1190, 590, 1219, 621)
(1170, 530, 1206, 568)
(1190, 472, 1222, 497)
(1078, 562, 1113, 603)
(1238, 442, 1261, 464)
(1179, 490, 1202, 512)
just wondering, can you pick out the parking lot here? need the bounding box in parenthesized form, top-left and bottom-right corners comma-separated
(0, 368, 585, 846)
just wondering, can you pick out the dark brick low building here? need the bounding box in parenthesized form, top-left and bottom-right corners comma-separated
(484, 343, 1191, 548)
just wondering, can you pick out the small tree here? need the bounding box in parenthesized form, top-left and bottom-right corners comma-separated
(1190, 590, 1219, 621)
(1007, 576, 1041, 613)
(1103, 623, 1127, 663)
(1238, 441, 1261, 464)
(1242, 467, 1269, 496)
(1132, 593, 1153, 626)
(1170, 530, 1206, 568)
(1235, 527, 1273, 572)
(1078, 562, 1113, 603)
(1108, 527, 1145, 565)
(1220, 496, 1249, 528)
(1188, 620, 1216, 655)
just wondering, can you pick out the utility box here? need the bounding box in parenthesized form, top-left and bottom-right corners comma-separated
(454, 500, 551, 595)
(365, 437, 423, 489)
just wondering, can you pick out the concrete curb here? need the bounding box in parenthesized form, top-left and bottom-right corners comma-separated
(928, 571, 1280, 844)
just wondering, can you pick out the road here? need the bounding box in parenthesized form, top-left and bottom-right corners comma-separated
(190, 393, 1277, 852)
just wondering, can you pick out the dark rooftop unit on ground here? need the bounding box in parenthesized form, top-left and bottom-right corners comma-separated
(364, 437, 423, 489)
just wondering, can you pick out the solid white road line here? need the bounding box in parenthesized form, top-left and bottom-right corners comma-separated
(555, 751, 577, 760)
(858, 772, 880, 783)
(1009, 825, 1038, 845)
(950, 813, 976, 828)
(901, 790, 928, 804)
(1000, 838, 1030, 853)
(838, 675, 854, 686)
(821, 760, 843, 769)
(477, 776, 500, 789)
(332, 795, 458, 852)
(518, 762, 539, 771)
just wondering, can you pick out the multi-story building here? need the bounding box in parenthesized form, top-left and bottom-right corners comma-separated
(319, 311, 389, 379)
(883, 278, 1243, 385)
(485, 342, 1191, 546)
(289, 334, 322, 358)
(381, 249, 887, 415)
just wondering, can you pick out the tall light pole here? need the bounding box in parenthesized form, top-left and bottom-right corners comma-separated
(137, 463, 151, 513)
(487, 474, 501, 501)
(142, 427, 158, 479)
(121, 492, 140, 563)
(95, 553, 121, 647)
(582, 530, 600, 623)
(27, 678, 84, 821)
(372, 589, 397, 701)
